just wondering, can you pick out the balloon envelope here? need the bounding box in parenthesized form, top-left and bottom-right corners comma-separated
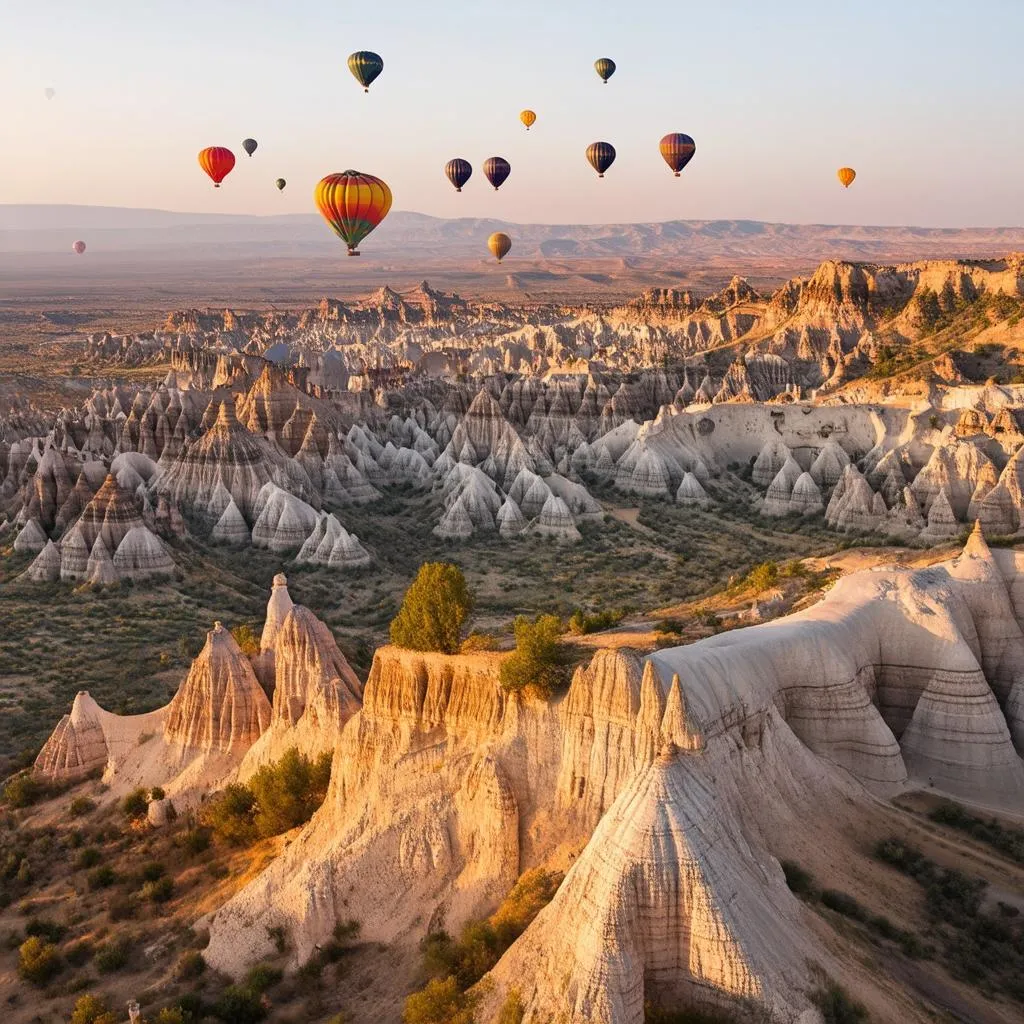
(520, 109, 537, 130)
(837, 167, 856, 188)
(348, 51, 383, 91)
(483, 157, 511, 191)
(275, 178, 286, 191)
(314, 170, 392, 255)
(198, 147, 236, 187)
(445, 159, 472, 193)
(659, 133, 696, 176)
(488, 232, 512, 263)
(72, 240, 86, 255)
(594, 57, 616, 82)
(586, 142, 616, 178)
(242, 138, 258, 157)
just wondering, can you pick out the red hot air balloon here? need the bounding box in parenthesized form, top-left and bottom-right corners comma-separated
(483, 157, 511, 191)
(314, 170, 393, 256)
(659, 133, 696, 177)
(198, 147, 236, 188)
(72, 241, 86, 255)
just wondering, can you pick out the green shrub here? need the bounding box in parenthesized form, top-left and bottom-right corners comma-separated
(143, 876, 175, 903)
(69, 796, 96, 817)
(249, 748, 333, 838)
(175, 949, 206, 980)
(17, 936, 62, 985)
(25, 918, 67, 943)
(928, 800, 1024, 864)
(65, 940, 93, 967)
(87, 864, 117, 889)
(568, 607, 623, 635)
(212, 985, 266, 1024)
(245, 962, 283, 994)
(94, 936, 130, 972)
(820, 890, 865, 921)
(154, 1009, 190, 1024)
(150, 786, 166, 801)
(390, 563, 473, 654)
(70, 994, 117, 1024)
(746, 561, 779, 592)
(403, 976, 475, 1024)
(140, 860, 166, 882)
(120, 787, 149, 819)
(499, 615, 571, 698)
(181, 827, 212, 855)
(780, 860, 815, 898)
(810, 981, 868, 1024)
(204, 749, 332, 843)
(3, 772, 41, 808)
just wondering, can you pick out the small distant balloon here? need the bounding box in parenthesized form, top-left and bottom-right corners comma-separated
(837, 167, 857, 188)
(483, 157, 511, 191)
(594, 58, 616, 83)
(520, 109, 537, 130)
(445, 158, 473, 193)
(242, 138, 258, 157)
(314, 170, 392, 256)
(586, 142, 616, 178)
(348, 51, 383, 92)
(275, 178, 286, 191)
(659, 133, 696, 177)
(72, 240, 86, 255)
(198, 147, 236, 188)
(44, 87, 55, 100)
(488, 232, 512, 263)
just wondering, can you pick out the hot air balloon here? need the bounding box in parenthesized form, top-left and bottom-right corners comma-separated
(586, 142, 616, 178)
(445, 159, 472, 193)
(242, 138, 258, 157)
(659, 133, 696, 177)
(520, 109, 537, 130)
(275, 178, 286, 191)
(314, 170, 392, 256)
(348, 51, 383, 92)
(594, 58, 616, 83)
(488, 232, 512, 263)
(198, 147, 236, 188)
(72, 241, 86, 255)
(483, 157, 511, 191)
(44, 88, 55, 101)
(837, 167, 856, 189)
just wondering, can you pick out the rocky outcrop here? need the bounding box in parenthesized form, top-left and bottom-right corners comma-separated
(163, 622, 271, 755)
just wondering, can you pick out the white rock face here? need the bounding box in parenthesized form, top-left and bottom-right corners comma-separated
(530, 494, 582, 542)
(112, 525, 175, 579)
(676, 472, 710, 508)
(251, 483, 319, 552)
(211, 498, 251, 546)
(22, 539, 62, 581)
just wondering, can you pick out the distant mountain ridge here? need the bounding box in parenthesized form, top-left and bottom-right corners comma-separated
(4, 204, 1024, 262)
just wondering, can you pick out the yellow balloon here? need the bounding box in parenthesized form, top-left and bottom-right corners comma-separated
(837, 167, 856, 189)
(520, 109, 537, 130)
(488, 232, 512, 263)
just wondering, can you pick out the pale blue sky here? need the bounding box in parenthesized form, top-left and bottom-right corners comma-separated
(4, 0, 1023, 225)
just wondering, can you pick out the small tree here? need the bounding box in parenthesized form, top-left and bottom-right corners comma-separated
(231, 624, 261, 657)
(499, 615, 571, 699)
(17, 936, 62, 985)
(403, 976, 475, 1024)
(70, 994, 117, 1024)
(390, 563, 473, 654)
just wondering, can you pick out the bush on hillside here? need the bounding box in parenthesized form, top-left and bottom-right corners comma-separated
(17, 936, 62, 985)
(203, 748, 332, 844)
(403, 976, 475, 1024)
(499, 615, 571, 698)
(390, 563, 473, 654)
(231, 624, 261, 657)
(70, 995, 117, 1024)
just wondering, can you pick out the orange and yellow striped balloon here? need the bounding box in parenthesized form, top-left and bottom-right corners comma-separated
(198, 147, 235, 188)
(314, 170, 392, 256)
(837, 167, 856, 189)
(520, 109, 537, 130)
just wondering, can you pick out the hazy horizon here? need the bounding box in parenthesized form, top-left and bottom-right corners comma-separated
(6, 1, 1024, 231)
